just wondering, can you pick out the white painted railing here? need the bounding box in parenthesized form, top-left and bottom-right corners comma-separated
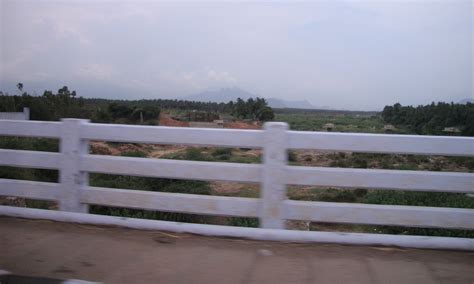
(1, 119, 474, 250)
(0, 107, 30, 121)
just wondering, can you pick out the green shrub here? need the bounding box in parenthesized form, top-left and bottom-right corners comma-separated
(228, 155, 261, 164)
(288, 150, 298, 162)
(396, 163, 417, 171)
(289, 188, 358, 203)
(212, 148, 233, 161)
(120, 150, 147, 157)
(228, 217, 259, 228)
(184, 147, 208, 161)
(212, 148, 233, 156)
(330, 160, 348, 167)
(354, 188, 368, 197)
(0, 166, 58, 183)
(352, 158, 368, 168)
(0, 136, 58, 152)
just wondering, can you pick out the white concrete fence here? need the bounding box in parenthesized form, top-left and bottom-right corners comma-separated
(0, 107, 29, 120)
(1, 119, 474, 250)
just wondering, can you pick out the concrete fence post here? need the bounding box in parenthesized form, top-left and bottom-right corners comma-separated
(59, 119, 89, 213)
(260, 122, 289, 229)
(23, 107, 30, 120)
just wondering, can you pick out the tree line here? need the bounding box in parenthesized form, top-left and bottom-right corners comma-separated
(0, 84, 274, 123)
(382, 102, 474, 136)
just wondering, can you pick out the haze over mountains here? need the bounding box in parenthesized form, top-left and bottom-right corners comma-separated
(184, 87, 321, 109)
(459, 98, 474, 104)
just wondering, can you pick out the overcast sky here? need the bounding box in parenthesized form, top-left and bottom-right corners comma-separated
(0, 0, 472, 110)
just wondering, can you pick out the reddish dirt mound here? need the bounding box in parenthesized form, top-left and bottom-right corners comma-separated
(90, 142, 114, 155)
(159, 113, 189, 127)
(116, 143, 147, 154)
(224, 121, 261, 129)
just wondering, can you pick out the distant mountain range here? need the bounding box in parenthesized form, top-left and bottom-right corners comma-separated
(459, 98, 474, 104)
(184, 87, 318, 109)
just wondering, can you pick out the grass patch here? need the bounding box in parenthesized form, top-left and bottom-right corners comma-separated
(0, 136, 59, 152)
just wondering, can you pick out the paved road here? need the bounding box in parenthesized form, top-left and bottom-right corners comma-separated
(1, 217, 473, 283)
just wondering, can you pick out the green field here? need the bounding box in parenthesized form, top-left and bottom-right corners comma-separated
(276, 112, 385, 132)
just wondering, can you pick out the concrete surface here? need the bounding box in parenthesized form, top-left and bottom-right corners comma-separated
(1, 217, 473, 284)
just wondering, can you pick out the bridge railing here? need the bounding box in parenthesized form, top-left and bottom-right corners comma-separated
(1, 119, 474, 250)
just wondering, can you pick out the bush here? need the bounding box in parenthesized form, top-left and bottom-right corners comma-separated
(330, 160, 348, 167)
(352, 158, 368, 168)
(212, 148, 233, 160)
(288, 150, 298, 162)
(212, 148, 233, 156)
(184, 148, 208, 161)
(396, 163, 417, 171)
(228, 217, 259, 228)
(0, 166, 58, 183)
(120, 150, 147, 158)
(0, 136, 58, 152)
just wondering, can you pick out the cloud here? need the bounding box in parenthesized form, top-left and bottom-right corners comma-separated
(76, 63, 114, 81)
(158, 68, 237, 94)
(1, 0, 471, 110)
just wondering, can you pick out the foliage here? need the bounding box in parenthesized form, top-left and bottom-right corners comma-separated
(1, 84, 276, 125)
(382, 102, 474, 136)
(1, 86, 90, 121)
(0, 136, 58, 152)
(231, 97, 274, 121)
(288, 150, 298, 162)
(276, 113, 385, 132)
(120, 150, 147, 158)
(162, 147, 261, 164)
(212, 147, 233, 160)
(228, 217, 259, 228)
(184, 147, 210, 161)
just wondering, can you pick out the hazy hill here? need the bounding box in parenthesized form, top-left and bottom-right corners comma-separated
(184, 87, 316, 109)
(266, 98, 316, 109)
(459, 98, 474, 104)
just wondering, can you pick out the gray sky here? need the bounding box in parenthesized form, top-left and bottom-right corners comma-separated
(0, 0, 472, 110)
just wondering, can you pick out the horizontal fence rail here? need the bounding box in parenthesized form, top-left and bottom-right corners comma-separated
(82, 123, 264, 148)
(0, 120, 61, 138)
(284, 200, 474, 229)
(1, 119, 474, 250)
(286, 166, 474, 193)
(0, 179, 60, 201)
(81, 155, 262, 182)
(82, 187, 259, 217)
(0, 149, 61, 169)
(288, 131, 474, 156)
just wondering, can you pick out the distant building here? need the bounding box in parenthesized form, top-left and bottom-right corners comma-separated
(213, 120, 224, 127)
(219, 114, 234, 123)
(323, 123, 335, 132)
(383, 124, 395, 132)
(188, 110, 219, 122)
(442, 127, 461, 135)
(0, 107, 29, 120)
